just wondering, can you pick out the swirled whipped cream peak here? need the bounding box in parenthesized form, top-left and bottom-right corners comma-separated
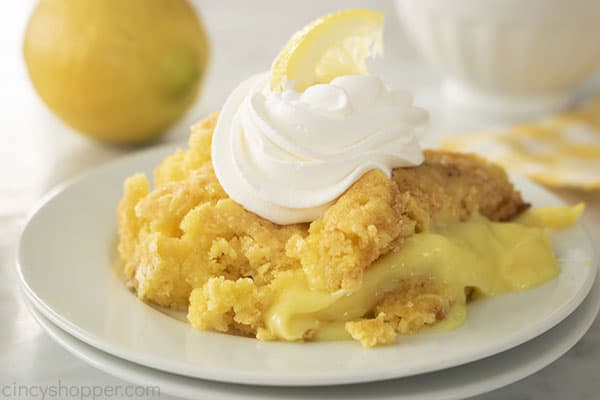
(211, 73, 428, 224)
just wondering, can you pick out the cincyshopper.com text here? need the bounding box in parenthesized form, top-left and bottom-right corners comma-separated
(2, 380, 161, 399)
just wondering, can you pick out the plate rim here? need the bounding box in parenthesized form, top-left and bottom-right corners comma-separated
(22, 270, 600, 400)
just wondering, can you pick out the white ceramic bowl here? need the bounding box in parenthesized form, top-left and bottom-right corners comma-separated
(395, 0, 600, 115)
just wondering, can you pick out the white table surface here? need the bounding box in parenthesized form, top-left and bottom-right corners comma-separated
(2, 1, 599, 399)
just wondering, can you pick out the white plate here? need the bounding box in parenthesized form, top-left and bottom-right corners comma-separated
(22, 270, 600, 400)
(16, 143, 597, 386)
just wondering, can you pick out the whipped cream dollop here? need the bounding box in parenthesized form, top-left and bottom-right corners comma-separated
(212, 74, 428, 224)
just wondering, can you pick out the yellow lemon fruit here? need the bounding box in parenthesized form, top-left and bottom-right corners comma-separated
(23, 0, 210, 144)
(270, 9, 383, 92)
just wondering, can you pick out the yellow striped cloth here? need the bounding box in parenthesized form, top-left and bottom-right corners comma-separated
(442, 98, 600, 190)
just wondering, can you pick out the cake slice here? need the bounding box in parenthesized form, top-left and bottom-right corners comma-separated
(118, 115, 533, 344)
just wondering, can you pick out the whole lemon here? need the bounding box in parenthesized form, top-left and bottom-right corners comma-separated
(23, 0, 209, 144)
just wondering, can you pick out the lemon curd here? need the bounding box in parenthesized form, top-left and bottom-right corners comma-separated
(264, 206, 583, 341)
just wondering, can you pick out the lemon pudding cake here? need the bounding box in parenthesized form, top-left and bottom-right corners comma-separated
(117, 9, 582, 347)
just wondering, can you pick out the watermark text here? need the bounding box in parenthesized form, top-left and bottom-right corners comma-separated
(2, 380, 161, 399)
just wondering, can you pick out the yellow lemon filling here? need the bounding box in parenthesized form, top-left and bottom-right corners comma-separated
(264, 210, 568, 344)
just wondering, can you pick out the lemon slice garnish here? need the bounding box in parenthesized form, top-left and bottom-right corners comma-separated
(270, 9, 384, 92)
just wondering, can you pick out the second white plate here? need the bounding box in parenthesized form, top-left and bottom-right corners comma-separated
(16, 143, 598, 386)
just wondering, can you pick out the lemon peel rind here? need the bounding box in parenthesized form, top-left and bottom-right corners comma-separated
(270, 8, 384, 92)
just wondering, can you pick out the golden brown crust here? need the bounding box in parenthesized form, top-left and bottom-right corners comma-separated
(286, 170, 416, 292)
(374, 278, 452, 334)
(117, 113, 530, 340)
(345, 313, 397, 348)
(288, 150, 530, 292)
(395, 150, 530, 225)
